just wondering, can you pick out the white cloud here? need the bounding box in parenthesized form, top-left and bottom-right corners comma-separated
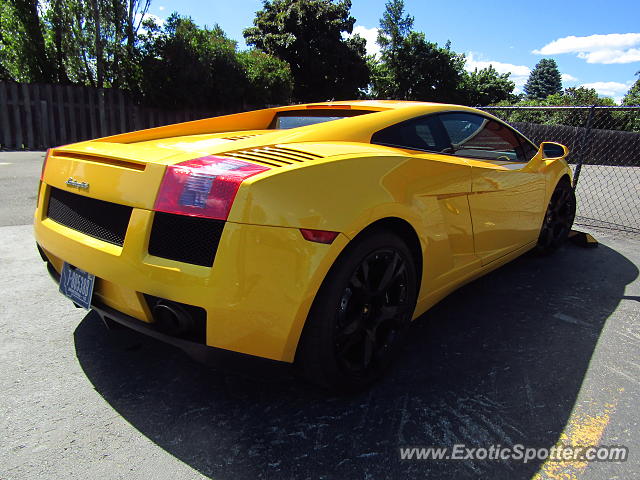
(533, 33, 640, 64)
(134, 12, 165, 33)
(158, 5, 165, 10)
(346, 25, 381, 57)
(465, 52, 530, 89)
(534, 33, 640, 54)
(579, 81, 632, 97)
(577, 48, 640, 64)
(561, 73, 578, 83)
(464, 53, 530, 76)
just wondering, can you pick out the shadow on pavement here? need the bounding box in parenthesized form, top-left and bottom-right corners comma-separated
(74, 241, 638, 479)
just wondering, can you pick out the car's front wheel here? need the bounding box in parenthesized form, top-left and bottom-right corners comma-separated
(296, 229, 418, 391)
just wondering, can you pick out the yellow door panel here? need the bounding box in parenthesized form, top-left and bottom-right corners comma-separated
(397, 152, 477, 292)
(468, 159, 546, 264)
(437, 194, 476, 269)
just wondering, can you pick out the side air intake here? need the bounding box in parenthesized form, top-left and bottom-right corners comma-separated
(223, 146, 324, 167)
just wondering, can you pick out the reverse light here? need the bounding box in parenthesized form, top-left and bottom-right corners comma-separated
(154, 156, 269, 220)
(300, 228, 340, 244)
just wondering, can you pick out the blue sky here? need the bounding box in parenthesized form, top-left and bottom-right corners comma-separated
(147, 0, 640, 102)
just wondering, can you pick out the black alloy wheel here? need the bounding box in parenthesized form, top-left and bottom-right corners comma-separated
(296, 229, 418, 391)
(334, 249, 410, 375)
(537, 179, 576, 253)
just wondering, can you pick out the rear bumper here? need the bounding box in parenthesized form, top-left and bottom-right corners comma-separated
(93, 301, 293, 377)
(42, 255, 292, 376)
(34, 183, 349, 362)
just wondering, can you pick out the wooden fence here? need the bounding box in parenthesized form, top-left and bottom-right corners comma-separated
(3, 83, 640, 163)
(0, 81, 221, 150)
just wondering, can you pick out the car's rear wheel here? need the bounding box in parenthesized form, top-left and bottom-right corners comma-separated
(536, 179, 576, 254)
(296, 229, 418, 391)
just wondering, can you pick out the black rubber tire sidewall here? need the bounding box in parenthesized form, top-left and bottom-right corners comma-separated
(536, 179, 576, 254)
(295, 229, 419, 391)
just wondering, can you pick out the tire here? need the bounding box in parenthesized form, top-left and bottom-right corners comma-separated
(295, 229, 419, 391)
(536, 179, 576, 254)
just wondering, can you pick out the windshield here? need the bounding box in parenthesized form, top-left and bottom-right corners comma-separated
(271, 109, 374, 129)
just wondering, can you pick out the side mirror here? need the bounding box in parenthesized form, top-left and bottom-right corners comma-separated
(540, 142, 568, 159)
(522, 142, 569, 172)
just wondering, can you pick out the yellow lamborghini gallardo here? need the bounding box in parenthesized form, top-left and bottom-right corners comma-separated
(34, 101, 575, 390)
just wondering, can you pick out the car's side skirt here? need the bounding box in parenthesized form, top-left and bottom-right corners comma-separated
(412, 240, 537, 320)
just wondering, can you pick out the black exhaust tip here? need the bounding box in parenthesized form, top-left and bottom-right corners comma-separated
(144, 295, 207, 344)
(152, 301, 194, 336)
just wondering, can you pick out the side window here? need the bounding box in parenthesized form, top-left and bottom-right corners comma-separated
(371, 115, 450, 153)
(439, 113, 525, 162)
(517, 134, 539, 161)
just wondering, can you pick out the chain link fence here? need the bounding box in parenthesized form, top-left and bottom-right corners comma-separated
(482, 106, 640, 236)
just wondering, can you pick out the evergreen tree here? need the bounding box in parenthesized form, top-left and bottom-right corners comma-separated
(524, 58, 562, 100)
(372, 0, 464, 102)
(377, 0, 413, 53)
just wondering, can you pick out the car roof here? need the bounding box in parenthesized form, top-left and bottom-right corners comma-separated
(273, 100, 444, 112)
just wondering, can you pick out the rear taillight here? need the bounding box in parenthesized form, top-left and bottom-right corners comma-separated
(37, 149, 51, 206)
(154, 156, 269, 220)
(40, 149, 50, 181)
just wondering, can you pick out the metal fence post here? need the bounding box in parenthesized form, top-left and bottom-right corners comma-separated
(572, 105, 595, 189)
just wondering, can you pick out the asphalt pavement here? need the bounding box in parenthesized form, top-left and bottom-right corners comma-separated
(0, 152, 44, 227)
(1, 152, 639, 479)
(572, 164, 640, 233)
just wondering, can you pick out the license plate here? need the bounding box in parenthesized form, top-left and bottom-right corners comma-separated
(59, 263, 95, 310)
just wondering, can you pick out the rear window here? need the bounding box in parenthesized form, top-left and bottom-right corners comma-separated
(371, 115, 450, 153)
(271, 109, 374, 129)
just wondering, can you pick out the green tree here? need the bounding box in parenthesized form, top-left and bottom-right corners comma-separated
(622, 71, 640, 105)
(0, 0, 152, 87)
(139, 14, 292, 110)
(495, 87, 617, 128)
(0, 1, 20, 80)
(377, 0, 413, 54)
(77, 0, 151, 88)
(122, 0, 152, 91)
(139, 15, 246, 109)
(371, 0, 464, 102)
(0, 0, 55, 81)
(619, 72, 640, 131)
(547, 87, 616, 128)
(458, 65, 515, 106)
(48, 0, 70, 83)
(0, 60, 11, 80)
(497, 86, 615, 108)
(524, 58, 562, 99)
(243, 0, 369, 102)
(238, 49, 293, 106)
(1, 1, 292, 110)
(546, 86, 615, 106)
